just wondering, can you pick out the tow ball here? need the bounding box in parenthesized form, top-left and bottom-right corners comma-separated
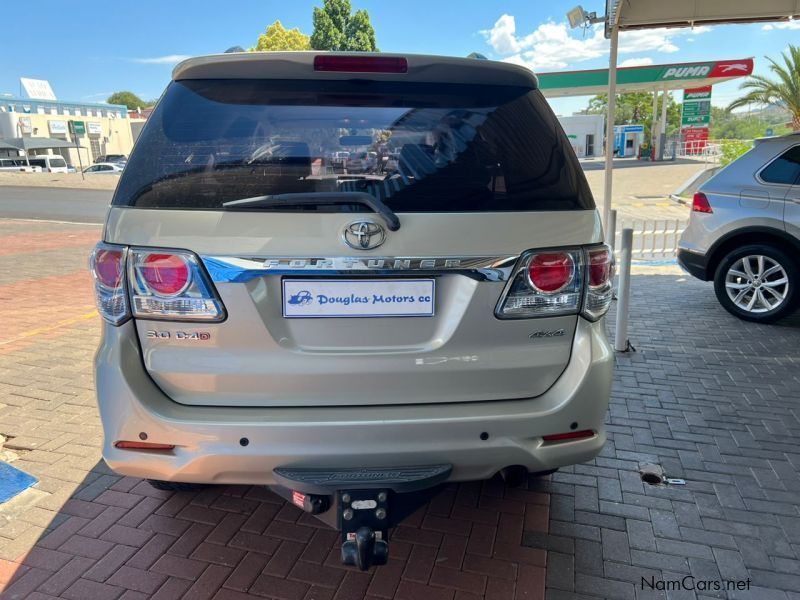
(339, 490, 389, 570)
(271, 464, 452, 571)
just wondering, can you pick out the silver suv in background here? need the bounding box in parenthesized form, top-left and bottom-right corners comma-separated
(90, 52, 615, 570)
(678, 133, 800, 322)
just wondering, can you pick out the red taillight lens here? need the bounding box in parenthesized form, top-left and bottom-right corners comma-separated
(139, 253, 190, 296)
(114, 441, 175, 451)
(527, 252, 575, 293)
(588, 248, 612, 287)
(542, 430, 595, 443)
(94, 248, 123, 288)
(692, 192, 713, 213)
(314, 55, 408, 73)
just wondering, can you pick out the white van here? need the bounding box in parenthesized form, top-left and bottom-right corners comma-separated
(28, 155, 69, 173)
(0, 158, 43, 173)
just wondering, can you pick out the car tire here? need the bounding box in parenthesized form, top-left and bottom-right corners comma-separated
(713, 244, 798, 323)
(146, 480, 209, 492)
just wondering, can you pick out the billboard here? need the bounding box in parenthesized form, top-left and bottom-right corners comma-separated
(20, 78, 57, 101)
(681, 86, 712, 153)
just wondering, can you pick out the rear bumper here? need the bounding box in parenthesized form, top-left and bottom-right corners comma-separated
(95, 317, 613, 485)
(677, 248, 710, 281)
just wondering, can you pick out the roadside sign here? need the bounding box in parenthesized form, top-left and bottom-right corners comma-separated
(681, 127, 710, 154)
(69, 121, 86, 135)
(682, 86, 712, 128)
(766, 128, 774, 137)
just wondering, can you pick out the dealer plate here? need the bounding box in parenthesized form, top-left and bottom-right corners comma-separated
(282, 279, 435, 318)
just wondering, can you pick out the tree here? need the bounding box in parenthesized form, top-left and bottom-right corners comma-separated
(107, 91, 148, 110)
(709, 106, 791, 139)
(729, 44, 800, 131)
(310, 0, 378, 51)
(254, 20, 310, 51)
(585, 91, 681, 143)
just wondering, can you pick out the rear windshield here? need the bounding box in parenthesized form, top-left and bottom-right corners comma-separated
(113, 79, 594, 212)
(50, 158, 66, 168)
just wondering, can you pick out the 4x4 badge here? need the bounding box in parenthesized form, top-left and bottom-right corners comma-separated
(342, 221, 385, 250)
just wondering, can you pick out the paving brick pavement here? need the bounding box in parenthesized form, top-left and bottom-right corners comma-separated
(1, 218, 799, 600)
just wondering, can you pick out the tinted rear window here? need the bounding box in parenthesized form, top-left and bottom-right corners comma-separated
(113, 79, 593, 212)
(50, 158, 66, 168)
(760, 145, 800, 185)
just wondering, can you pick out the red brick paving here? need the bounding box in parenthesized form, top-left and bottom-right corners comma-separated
(0, 218, 547, 598)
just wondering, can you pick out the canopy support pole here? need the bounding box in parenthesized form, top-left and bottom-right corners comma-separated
(602, 23, 619, 233)
(651, 89, 659, 153)
(659, 88, 669, 160)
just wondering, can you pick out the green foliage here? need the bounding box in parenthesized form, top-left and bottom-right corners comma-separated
(728, 44, 800, 131)
(310, 0, 377, 51)
(719, 140, 753, 166)
(585, 91, 681, 141)
(107, 91, 148, 110)
(254, 20, 310, 51)
(709, 106, 791, 139)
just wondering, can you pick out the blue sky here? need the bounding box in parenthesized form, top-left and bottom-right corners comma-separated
(2, 1, 798, 114)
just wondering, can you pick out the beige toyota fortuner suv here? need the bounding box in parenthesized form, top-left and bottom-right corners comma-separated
(91, 52, 614, 569)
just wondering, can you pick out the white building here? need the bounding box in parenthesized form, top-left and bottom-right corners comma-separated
(556, 114, 605, 158)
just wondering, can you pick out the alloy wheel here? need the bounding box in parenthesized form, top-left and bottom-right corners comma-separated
(725, 255, 789, 313)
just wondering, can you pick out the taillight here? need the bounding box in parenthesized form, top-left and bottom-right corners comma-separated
(90, 243, 130, 325)
(139, 253, 190, 296)
(527, 253, 575, 293)
(129, 249, 225, 321)
(583, 246, 614, 322)
(692, 192, 713, 213)
(497, 249, 583, 318)
(588, 248, 611, 287)
(313, 55, 408, 73)
(496, 245, 614, 320)
(94, 248, 123, 288)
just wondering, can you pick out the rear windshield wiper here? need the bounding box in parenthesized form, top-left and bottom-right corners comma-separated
(222, 192, 400, 231)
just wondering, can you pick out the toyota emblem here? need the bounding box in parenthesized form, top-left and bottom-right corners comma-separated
(342, 221, 386, 250)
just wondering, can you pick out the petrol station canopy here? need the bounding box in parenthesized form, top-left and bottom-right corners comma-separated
(590, 0, 799, 228)
(537, 57, 754, 98)
(607, 0, 800, 33)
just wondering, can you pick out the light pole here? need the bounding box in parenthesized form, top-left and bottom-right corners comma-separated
(567, 5, 615, 231)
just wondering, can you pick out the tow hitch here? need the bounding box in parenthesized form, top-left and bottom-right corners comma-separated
(272, 464, 452, 571)
(339, 490, 389, 569)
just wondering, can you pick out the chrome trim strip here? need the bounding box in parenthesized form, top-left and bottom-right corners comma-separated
(202, 255, 519, 283)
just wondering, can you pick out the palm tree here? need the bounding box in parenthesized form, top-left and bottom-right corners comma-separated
(728, 45, 800, 130)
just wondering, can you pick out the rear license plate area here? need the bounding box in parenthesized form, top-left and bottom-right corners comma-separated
(282, 279, 435, 318)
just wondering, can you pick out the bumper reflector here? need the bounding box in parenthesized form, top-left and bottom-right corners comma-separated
(542, 430, 594, 443)
(114, 441, 176, 451)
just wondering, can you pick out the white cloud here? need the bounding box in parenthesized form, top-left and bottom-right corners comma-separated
(762, 20, 800, 30)
(130, 54, 192, 65)
(81, 92, 113, 100)
(483, 14, 523, 54)
(618, 57, 654, 68)
(480, 15, 711, 71)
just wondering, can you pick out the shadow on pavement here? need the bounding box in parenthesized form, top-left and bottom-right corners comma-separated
(0, 463, 550, 599)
